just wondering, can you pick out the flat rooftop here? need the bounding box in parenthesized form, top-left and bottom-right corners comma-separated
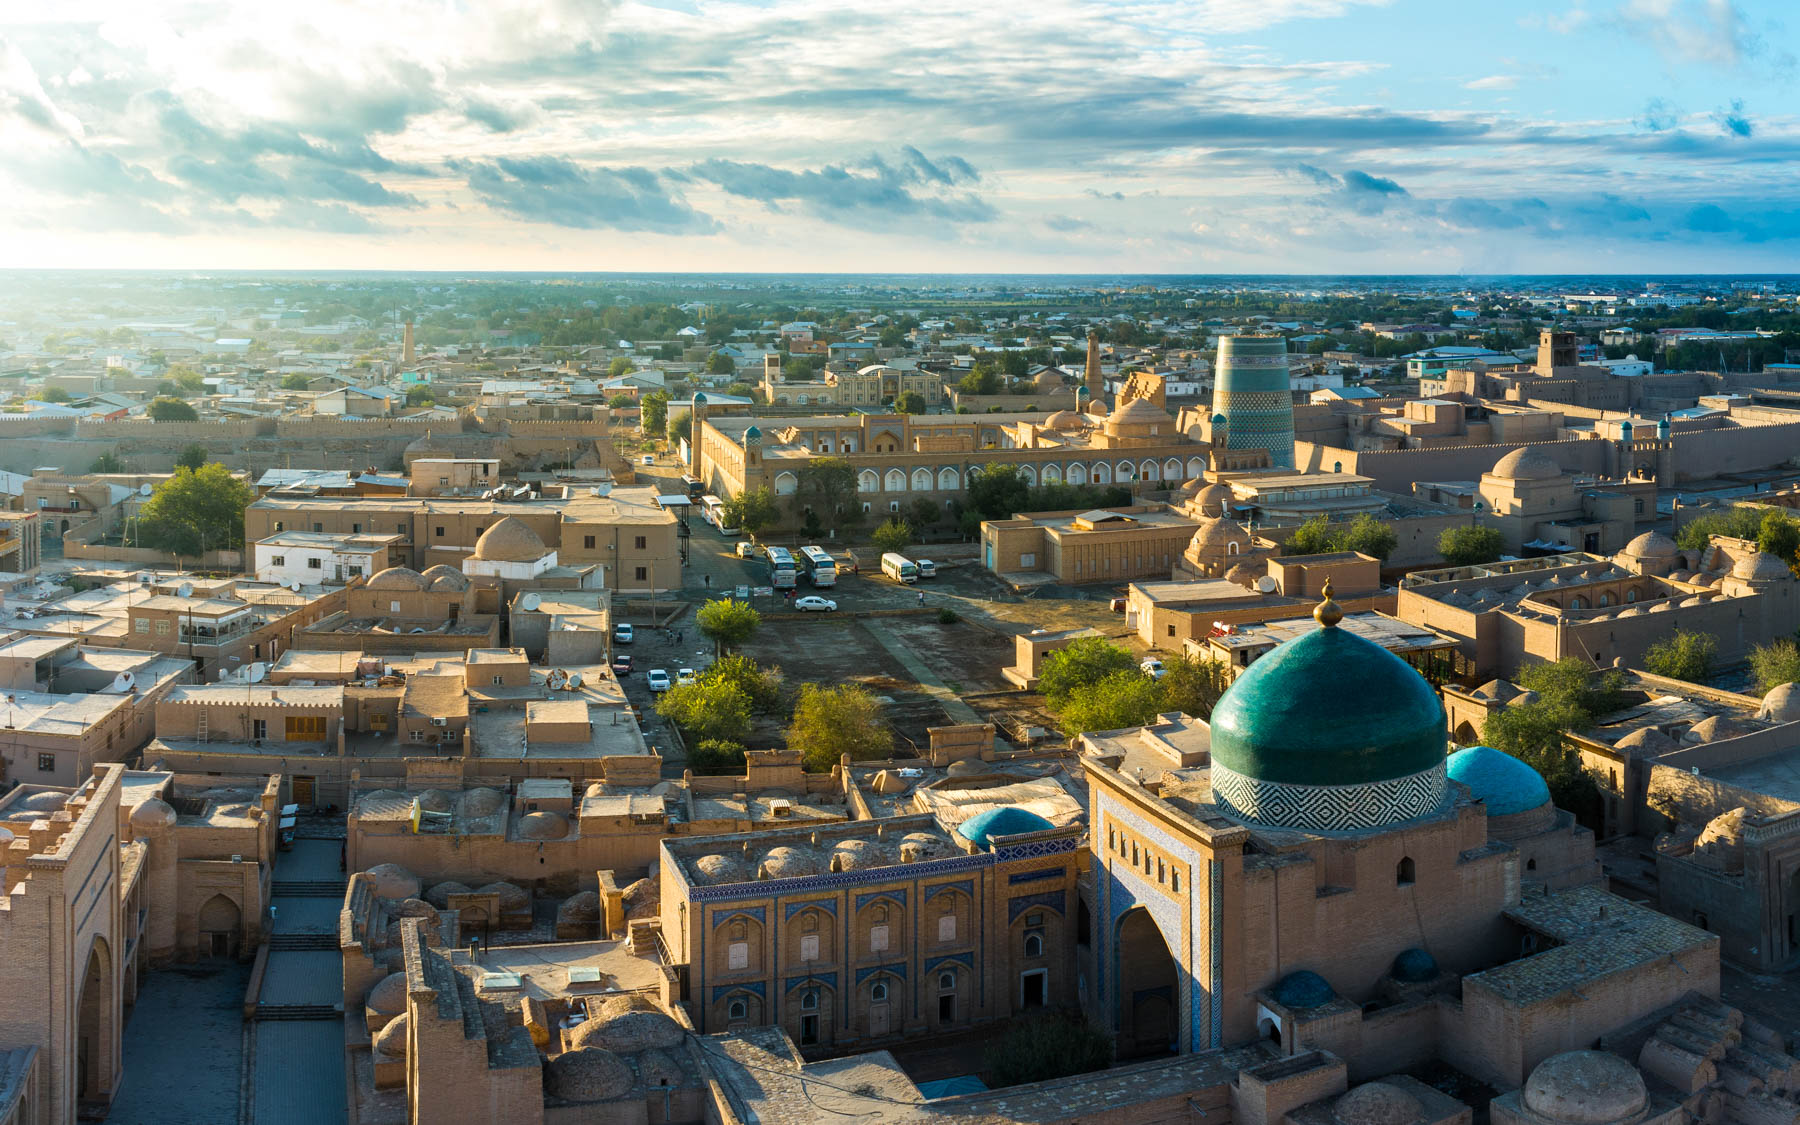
(1132, 579, 1269, 605)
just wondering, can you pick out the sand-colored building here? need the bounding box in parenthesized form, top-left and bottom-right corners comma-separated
(0, 637, 191, 788)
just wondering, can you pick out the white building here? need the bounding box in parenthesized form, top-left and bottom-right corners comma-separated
(253, 531, 405, 587)
(1595, 355, 1654, 378)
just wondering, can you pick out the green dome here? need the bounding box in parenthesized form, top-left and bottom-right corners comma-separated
(957, 807, 1054, 850)
(1210, 624, 1446, 789)
(1446, 746, 1549, 816)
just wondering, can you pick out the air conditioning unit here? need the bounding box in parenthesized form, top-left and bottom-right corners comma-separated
(430, 716, 448, 727)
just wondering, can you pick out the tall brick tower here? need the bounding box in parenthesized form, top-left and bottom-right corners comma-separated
(1211, 335, 1294, 468)
(1085, 331, 1103, 409)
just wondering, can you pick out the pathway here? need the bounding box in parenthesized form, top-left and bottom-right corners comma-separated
(859, 618, 985, 725)
(110, 962, 251, 1125)
(247, 836, 347, 1124)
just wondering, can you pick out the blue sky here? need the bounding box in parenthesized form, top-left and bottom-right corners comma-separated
(0, 0, 1795, 272)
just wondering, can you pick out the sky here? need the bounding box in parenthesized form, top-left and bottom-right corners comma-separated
(1, 0, 1797, 274)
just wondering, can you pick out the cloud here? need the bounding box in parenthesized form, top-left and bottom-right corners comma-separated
(1713, 98, 1752, 137)
(463, 96, 538, 133)
(1464, 75, 1518, 90)
(1604, 0, 1795, 76)
(1635, 98, 1681, 132)
(1293, 165, 1408, 214)
(454, 156, 718, 234)
(688, 153, 996, 229)
(1044, 215, 1094, 232)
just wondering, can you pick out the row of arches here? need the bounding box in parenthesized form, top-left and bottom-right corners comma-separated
(769, 456, 1210, 497)
(715, 965, 972, 1045)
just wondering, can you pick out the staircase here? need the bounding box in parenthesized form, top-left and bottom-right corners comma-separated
(253, 1004, 339, 1022)
(271, 880, 344, 898)
(269, 933, 337, 952)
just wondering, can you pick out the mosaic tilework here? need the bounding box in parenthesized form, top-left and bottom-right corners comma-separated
(783, 899, 836, 920)
(1210, 760, 1448, 833)
(1008, 867, 1065, 885)
(1008, 889, 1067, 923)
(711, 980, 767, 1004)
(854, 963, 907, 986)
(923, 952, 975, 976)
(924, 879, 974, 901)
(855, 889, 906, 912)
(1095, 790, 1202, 1054)
(712, 905, 767, 927)
(784, 972, 837, 994)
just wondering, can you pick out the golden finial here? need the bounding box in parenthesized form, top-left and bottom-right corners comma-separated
(1314, 578, 1343, 629)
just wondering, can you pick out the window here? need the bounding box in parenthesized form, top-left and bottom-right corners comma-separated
(349, 566, 363, 577)
(727, 998, 747, 1021)
(584, 535, 596, 549)
(727, 942, 749, 970)
(409, 729, 426, 743)
(313, 522, 322, 533)
(1168, 624, 1176, 637)
(134, 619, 149, 634)
(1024, 933, 1044, 958)
(938, 914, 956, 942)
(37, 753, 55, 772)
(1171, 870, 1180, 891)
(634, 567, 647, 582)
(1107, 826, 1115, 850)
(270, 555, 286, 567)
(435, 526, 446, 538)
(155, 620, 170, 636)
(397, 523, 406, 534)
(351, 523, 361, 534)
(635, 536, 647, 550)
(800, 990, 819, 1011)
(285, 715, 327, 740)
(389, 600, 402, 613)
(1020, 552, 1036, 568)
(939, 972, 956, 991)
(252, 719, 266, 741)
(1397, 856, 1416, 887)
(438, 477, 449, 488)
(306, 558, 322, 569)
(869, 924, 889, 952)
(800, 934, 820, 962)
(870, 982, 888, 1003)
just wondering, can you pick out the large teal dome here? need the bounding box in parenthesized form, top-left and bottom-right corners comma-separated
(1208, 600, 1449, 833)
(958, 807, 1054, 850)
(1446, 746, 1550, 816)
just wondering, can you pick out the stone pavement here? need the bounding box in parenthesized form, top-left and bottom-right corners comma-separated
(247, 833, 348, 1124)
(252, 1021, 346, 1125)
(860, 618, 984, 725)
(110, 962, 251, 1125)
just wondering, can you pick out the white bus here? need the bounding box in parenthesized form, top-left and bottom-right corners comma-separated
(800, 545, 837, 588)
(701, 495, 739, 535)
(765, 546, 798, 589)
(881, 552, 919, 584)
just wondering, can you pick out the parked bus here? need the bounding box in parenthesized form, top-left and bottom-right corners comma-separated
(881, 552, 919, 584)
(799, 545, 837, 588)
(680, 474, 705, 499)
(701, 495, 739, 535)
(765, 546, 798, 589)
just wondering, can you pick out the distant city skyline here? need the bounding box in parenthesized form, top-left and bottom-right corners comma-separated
(1, 0, 1797, 273)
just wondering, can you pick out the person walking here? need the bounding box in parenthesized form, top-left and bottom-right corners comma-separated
(917, 591, 924, 607)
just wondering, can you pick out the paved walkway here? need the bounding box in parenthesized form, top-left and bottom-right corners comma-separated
(110, 962, 251, 1125)
(860, 619, 984, 724)
(248, 835, 348, 1124)
(252, 1022, 346, 1125)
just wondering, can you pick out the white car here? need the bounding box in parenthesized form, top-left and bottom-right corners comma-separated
(676, 668, 698, 687)
(641, 454, 655, 465)
(646, 668, 672, 693)
(1140, 658, 1166, 679)
(794, 596, 837, 612)
(614, 623, 634, 644)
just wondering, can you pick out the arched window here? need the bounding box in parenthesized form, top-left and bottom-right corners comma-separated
(1024, 933, 1044, 957)
(729, 920, 747, 940)
(774, 471, 798, 496)
(802, 913, 819, 933)
(1569, 596, 1586, 610)
(728, 998, 748, 1021)
(857, 470, 878, 493)
(939, 971, 956, 990)
(1626, 588, 1640, 603)
(801, 990, 819, 1011)
(872, 904, 888, 923)
(1396, 856, 1416, 886)
(1599, 592, 1613, 607)
(937, 467, 959, 490)
(1041, 464, 1061, 484)
(870, 981, 889, 1003)
(1067, 464, 1087, 485)
(884, 469, 906, 492)
(912, 468, 933, 491)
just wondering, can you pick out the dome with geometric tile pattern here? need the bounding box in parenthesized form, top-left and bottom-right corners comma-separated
(1207, 589, 1448, 834)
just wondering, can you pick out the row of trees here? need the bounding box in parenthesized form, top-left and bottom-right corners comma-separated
(656, 655, 894, 774)
(1037, 637, 1232, 737)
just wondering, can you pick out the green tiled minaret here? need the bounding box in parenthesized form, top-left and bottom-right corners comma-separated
(1212, 335, 1294, 468)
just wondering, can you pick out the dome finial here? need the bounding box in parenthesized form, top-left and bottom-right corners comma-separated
(1315, 579, 1343, 629)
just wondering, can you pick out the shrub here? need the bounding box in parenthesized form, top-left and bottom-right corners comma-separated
(1643, 629, 1717, 683)
(1438, 524, 1506, 567)
(1037, 636, 1137, 708)
(983, 1015, 1113, 1088)
(936, 607, 959, 624)
(1749, 640, 1800, 694)
(687, 739, 747, 775)
(787, 683, 893, 771)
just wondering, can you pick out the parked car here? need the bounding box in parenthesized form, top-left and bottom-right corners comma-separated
(646, 668, 671, 693)
(611, 653, 634, 676)
(614, 623, 634, 644)
(641, 454, 655, 465)
(736, 541, 756, 559)
(794, 596, 838, 612)
(1140, 658, 1166, 680)
(676, 668, 698, 687)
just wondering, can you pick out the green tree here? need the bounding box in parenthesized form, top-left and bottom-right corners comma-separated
(1749, 640, 1800, 694)
(701, 654, 784, 714)
(871, 518, 912, 556)
(721, 487, 780, 536)
(607, 356, 634, 378)
(281, 373, 311, 390)
(1057, 668, 1165, 737)
(668, 414, 692, 443)
(787, 683, 893, 771)
(794, 457, 861, 529)
(1644, 629, 1717, 683)
(136, 463, 252, 557)
(38, 386, 71, 403)
(1481, 658, 1622, 825)
(1038, 636, 1138, 708)
(966, 463, 1030, 519)
(1159, 655, 1231, 720)
(909, 497, 941, 532)
(1338, 513, 1398, 562)
(89, 452, 124, 473)
(1438, 524, 1506, 567)
(640, 390, 670, 435)
(688, 739, 747, 775)
(165, 365, 205, 395)
(984, 1015, 1112, 1089)
(1283, 515, 1336, 556)
(894, 390, 926, 415)
(404, 384, 435, 406)
(956, 362, 1001, 395)
(1757, 510, 1800, 571)
(175, 444, 209, 471)
(608, 393, 635, 408)
(1675, 507, 1764, 550)
(782, 357, 818, 382)
(706, 351, 736, 375)
(656, 679, 753, 743)
(696, 598, 761, 650)
(148, 397, 199, 421)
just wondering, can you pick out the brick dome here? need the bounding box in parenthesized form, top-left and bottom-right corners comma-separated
(546, 1048, 634, 1102)
(472, 517, 547, 563)
(366, 567, 428, 592)
(1522, 1051, 1646, 1125)
(1491, 447, 1562, 481)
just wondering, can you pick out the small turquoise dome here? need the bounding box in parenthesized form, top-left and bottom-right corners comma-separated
(1272, 970, 1334, 1009)
(1391, 948, 1438, 983)
(744, 424, 762, 444)
(693, 391, 708, 404)
(1209, 623, 1446, 789)
(1446, 746, 1550, 817)
(957, 807, 1054, 850)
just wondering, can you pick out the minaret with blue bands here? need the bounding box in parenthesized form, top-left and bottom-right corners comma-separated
(1211, 335, 1294, 469)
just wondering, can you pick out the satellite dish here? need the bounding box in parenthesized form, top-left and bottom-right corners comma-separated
(248, 662, 267, 683)
(566, 671, 582, 689)
(547, 669, 567, 690)
(102, 671, 135, 694)
(139, 483, 153, 496)
(287, 579, 301, 592)
(521, 593, 541, 611)
(1255, 576, 1278, 593)
(176, 582, 193, 598)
